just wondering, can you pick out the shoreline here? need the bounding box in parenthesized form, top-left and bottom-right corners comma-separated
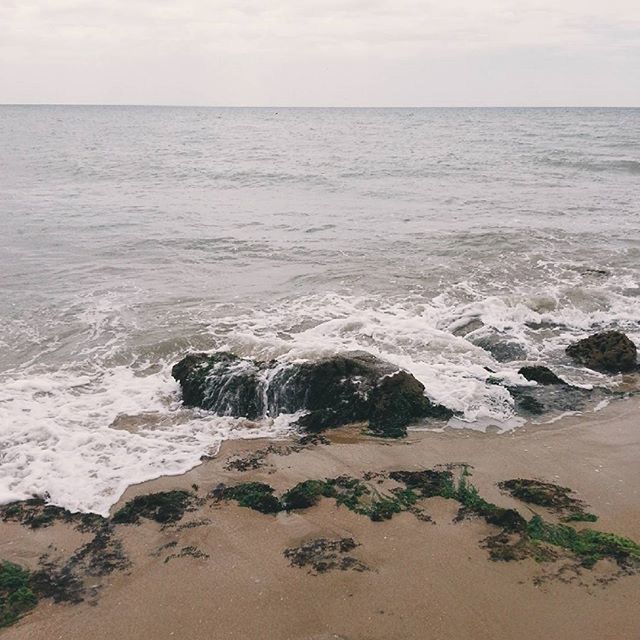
(2, 396, 639, 639)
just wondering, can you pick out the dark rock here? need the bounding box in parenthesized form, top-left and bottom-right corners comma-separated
(266, 351, 394, 424)
(473, 336, 527, 362)
(172, 350, 453, 437)
(508, 381, 602, 419)
(518, 366, 566, 385)
(368, 371, 453, 438)
(514, 394, 545, 415)
(451, 317, 484, 337)
(171, 352, 264, 419)
(566, 331, 637, 373)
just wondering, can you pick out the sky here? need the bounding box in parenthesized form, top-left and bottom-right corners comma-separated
(1, 0, 639, 106)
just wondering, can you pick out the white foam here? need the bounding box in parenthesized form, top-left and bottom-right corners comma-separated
(0, 365, 295, 516)
(1, 279, 638, 516)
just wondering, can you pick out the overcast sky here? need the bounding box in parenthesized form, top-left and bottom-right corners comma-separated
(1, 0, 639, 106)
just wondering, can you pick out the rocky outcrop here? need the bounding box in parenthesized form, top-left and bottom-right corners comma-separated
(172, 351, 453, 437)
(566, 331, 637, 373)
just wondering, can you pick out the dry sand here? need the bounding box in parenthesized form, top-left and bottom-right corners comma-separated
(2, 398, 639, 640)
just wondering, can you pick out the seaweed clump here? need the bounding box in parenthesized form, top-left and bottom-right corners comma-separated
(499, 479, 597, 522)
(216, 483, 283, 514)
(284, 538, 368, 574)
(1, 498, 104, 531)
(527, 515, 640, 569)
(0, 562, 38, 628)
(112, 490, 194, 525)
(281, 480, 328, 510)
(322, 476, 416, 522)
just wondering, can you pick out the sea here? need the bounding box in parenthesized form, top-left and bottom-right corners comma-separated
(1, 106, 639, 515)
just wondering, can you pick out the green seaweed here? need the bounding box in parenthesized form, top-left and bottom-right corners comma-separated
(281, 480, 327, 510)
(112, 490, 193, 524)
(389, 470, 455, 498)
(219, 482, 283, 514)
(526, 515, 640, 568)
(1, 498, 105, 531)
(561, 512, 598, 523)
(499, 478, 598, 522)
(0, 562, 38, 628)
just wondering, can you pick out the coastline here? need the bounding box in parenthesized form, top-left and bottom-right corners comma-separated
(2, 396, 639, 639)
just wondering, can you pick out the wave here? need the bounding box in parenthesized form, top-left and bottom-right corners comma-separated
(1, 277, 638, 516)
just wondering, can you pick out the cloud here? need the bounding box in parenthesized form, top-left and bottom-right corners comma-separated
(0, 0, 638, 104)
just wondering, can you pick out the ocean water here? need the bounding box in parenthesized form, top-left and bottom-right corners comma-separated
(1, 106, 639, 515)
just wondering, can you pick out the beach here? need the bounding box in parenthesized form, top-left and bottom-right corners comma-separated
(2, 396, 638, 640)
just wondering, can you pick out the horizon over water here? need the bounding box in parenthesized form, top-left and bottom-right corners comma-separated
(1, 106, 639, 515)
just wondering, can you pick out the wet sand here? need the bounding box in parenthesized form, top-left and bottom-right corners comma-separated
(2, 398, 639, 640)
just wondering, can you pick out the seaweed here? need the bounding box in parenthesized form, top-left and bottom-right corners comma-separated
(526, 516, 640, 568)
(283, 538, 368, 574)
(29, 523, 130, 606)
(389, 470, 455, 498)
(499, 478, 597, 522)
(217, 482, 283, 514)
(281, 480, 327, 510)
(0, 562, 38, 628)
(164, 546, 210, 563)
(112, 490, 194, 525)
(1, 498, 105, 531)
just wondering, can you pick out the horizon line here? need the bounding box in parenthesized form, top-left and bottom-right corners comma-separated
(1, 103, 639, 109)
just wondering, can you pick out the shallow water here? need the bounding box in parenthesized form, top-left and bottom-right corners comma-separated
(1, 106, 639, 514)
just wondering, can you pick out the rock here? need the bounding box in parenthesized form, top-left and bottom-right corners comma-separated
(172, 350, 453, 437)
(473, 335, 527, 362)
(450, 317, 484, 337)
(170, 352, 264, 419)
(508, 382, 600, 418)
(368, 372, 453, 438)
(566, 331, 637, 373)
(518, 366, 566, 385)
(513, 393, 545, 415)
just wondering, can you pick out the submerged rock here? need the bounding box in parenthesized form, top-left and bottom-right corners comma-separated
(473, 335, 527, 362)
(508, 382, 598, 417)
(566, 331, 637, 373)
(172, 350, 452, 437)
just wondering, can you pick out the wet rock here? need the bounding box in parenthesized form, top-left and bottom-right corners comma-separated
(508, 383, 597, 418)
(172, 350, 453, 437)
(450, 317, 484, 337)
(368, 371, 453, 438)
(473, 335, 527, 362)
(566, 331, 637, 373)
(170, 352, 264, 419)
(266, 351, 394, 428)
(518, 366, 566, 385)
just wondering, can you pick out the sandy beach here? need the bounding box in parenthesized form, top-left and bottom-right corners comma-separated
(2, 396, 639, 640)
